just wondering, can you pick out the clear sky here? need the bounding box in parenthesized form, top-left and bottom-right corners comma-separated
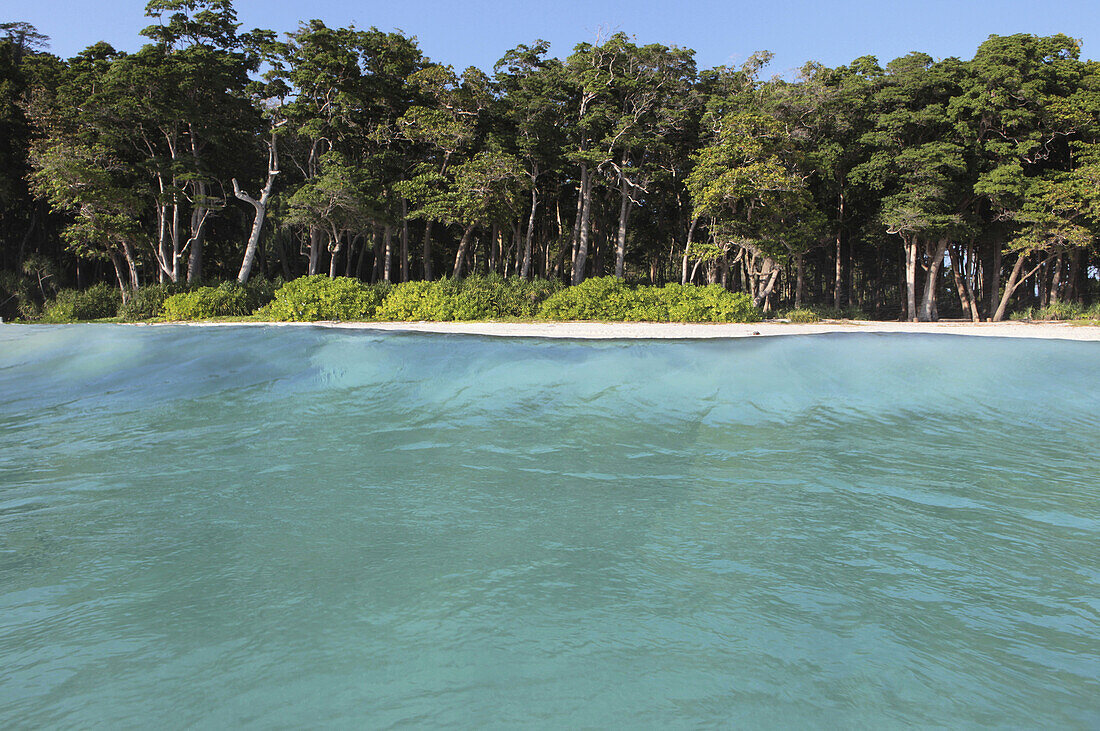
(6, 0, 1100, 76)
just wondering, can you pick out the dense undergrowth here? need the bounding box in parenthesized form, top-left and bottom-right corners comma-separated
(19, 275, 768, 323)
(23, 275, 1100, 325)
(1009, 301, 1100, 322)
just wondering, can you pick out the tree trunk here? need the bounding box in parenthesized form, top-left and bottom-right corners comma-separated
(993, 254, 1029, 321)
(108, 251, 129, 303)
(904, 237, 918, 321)
(521, 175, 537, 280)
(1049, 253, 1064, 304)
(383, 224, 393, 282)
(400, 201, 410, 282)
(918, 238, 949, 321)
(329, 235, 341, 278)
(983, 243, 1001, 319)
(453, 224, 476, 279)
(421, 221, 433, 280)
(235, 136, 279, 284)
(991, 252, 1056, 321)
(1066, 248, 1081, 302)
(681, 217, 700, 285)
(572, 165, 592, 285)
(833, 191, 845, 309)
(755, 259, 781, 311)
(355, 233, 367, 279)
(488, 223, 499, 273)
(794, 253, 805, 309)
(614, 164, 631, 278)
(950, 245, 980, 322)
(570, 165, 584, 272)
(309, 227, 322, 276)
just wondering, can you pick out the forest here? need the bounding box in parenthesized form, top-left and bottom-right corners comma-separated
(1, 1, 1099, 322)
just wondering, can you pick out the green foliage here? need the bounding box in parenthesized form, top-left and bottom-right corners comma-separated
(162, 283, 253, 320)
(0, 270, 43, 320)
(783, 308, 820, 323)
(377, 274, 562, 321)
(260, 275, 386, 321)
(537, 277, 761, 322)
(782, 305, 869, 321)
(537, 276, 641, 320)
(41, 283, 121, 322)
(1009, 301, 1088, 321)
(118, 282, 190, 321)
(123, 278, 279, 321)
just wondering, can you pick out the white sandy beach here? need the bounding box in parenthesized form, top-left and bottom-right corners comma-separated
(173, 319, 1100, 341)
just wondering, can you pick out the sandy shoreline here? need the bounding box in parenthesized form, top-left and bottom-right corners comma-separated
(153, 319, 1100, 341)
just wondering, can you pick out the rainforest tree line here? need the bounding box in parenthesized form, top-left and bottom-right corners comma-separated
(2, 1, 1100, 321)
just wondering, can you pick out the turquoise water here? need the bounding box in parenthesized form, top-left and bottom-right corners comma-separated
(1, 325, 1098, 727)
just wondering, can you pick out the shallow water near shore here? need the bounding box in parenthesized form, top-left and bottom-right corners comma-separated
(1, 325, 1098, 727)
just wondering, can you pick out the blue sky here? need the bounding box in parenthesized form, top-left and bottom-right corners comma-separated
(7, 0, 1100, 76)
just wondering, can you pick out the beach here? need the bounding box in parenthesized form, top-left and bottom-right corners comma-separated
(171, 319, 1100, 341)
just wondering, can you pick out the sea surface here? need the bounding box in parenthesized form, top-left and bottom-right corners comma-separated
(1, 325, 1098, 728)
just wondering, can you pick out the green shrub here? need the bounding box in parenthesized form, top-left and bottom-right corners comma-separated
(240, 276, 281, 313)
(118, 282, 189, 321)
(784, 308, 820, 323)
(536, 276, 641, 321)
(162, 283, 252, 320)
(658, 283, 760, 323)
(377, 274, 562, 321)
(537, 277, 761, 323)
(0, 271, 42, 321)
(260, 275, 386, 321)
(41, 283, 122, 322)
(795, 304, 869, 321)
(1010, 302, 1086, 321)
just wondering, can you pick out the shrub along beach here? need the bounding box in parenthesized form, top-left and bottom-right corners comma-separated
(2, 4, 1100, 326)
(34, 275, 764, 323)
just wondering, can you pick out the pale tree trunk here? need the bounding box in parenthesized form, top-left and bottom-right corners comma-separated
(308, 227, 322, 276)
(834, 191, 845, 309)
(383, 224, 393, 282)
(400, 201, 410, 282)
(572, 165, 593, 285)
(991, 252, 1055, 321)
(570, 166, 584, 270)
(918, 238, 949, 321)
(903, 237, 919, 321)
(488, 223, 498, 273)
(521, 171, 537, 279)
(681, 217, 700, 285)
(757, 266, 781, 312)
(950, 244, 980, 322)
(372, 226, 384, 282)
(171, 200, 182, 281)
(328, 234, 342, 278)
(108, 251, 129, 303)
(235, 135, 279, 284)
(186, 202, 207, 285)
(614, 172, 632, 278)
(452, 224, 476, 279)
(993, 254, 1029, 322)
(834, 235, 844, 309)
(1049, 253, 1064, 304)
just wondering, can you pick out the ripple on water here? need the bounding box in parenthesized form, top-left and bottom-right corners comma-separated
(0, 325, 1098, 727)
